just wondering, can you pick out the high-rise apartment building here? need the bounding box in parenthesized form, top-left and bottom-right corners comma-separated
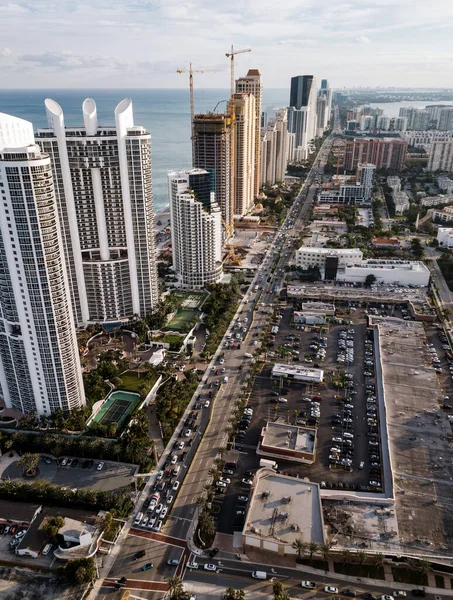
(0, 114, 85, 415)
(316, 96, 327, 137)
(343, 137, 407, 171)
(260, 109, 288, 186)
(427, 141, 453, 172)
(235, 70, 262, 199)
(193, 112, 232, 229)
(36, 98, 159, 328)
(168, 169, 223, 288)
(287, 75, 318, 161)
(399, 107, 430, 131)
(437, 107, 453, 131)
(318, 79, 332, 130)
(231, 93, 256, 216)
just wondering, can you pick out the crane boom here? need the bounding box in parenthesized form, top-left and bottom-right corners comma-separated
(176, 63, 218, 163)
(225, 45, 251, 96)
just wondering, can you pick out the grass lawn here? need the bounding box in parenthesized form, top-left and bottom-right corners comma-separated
(118, 370, 158, 393)
(165, 308, 198, 332)
(391, 567, 428, 586)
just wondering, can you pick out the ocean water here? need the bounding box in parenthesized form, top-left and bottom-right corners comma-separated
(0, 88, 288, 211)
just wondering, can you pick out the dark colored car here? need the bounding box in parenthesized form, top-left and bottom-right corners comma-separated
(208, 547, 219, 558)
(362, 594, 377, 600)
(142, 563, 154, 571)
(412, 591, 426, 597)
(133, 550, 146, 560)
(71, 458, 78, 468)
(118, 577, 127, 585)
(343, 590, 356, 597)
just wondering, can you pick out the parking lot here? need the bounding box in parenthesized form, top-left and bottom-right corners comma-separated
(2, 457, 137, 493)
(214, 303, 394, 534)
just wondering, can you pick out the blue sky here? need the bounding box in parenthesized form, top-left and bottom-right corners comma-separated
(0, 0, 451, 89)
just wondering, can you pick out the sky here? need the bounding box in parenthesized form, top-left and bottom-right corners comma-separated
(0, 0, 452, 89)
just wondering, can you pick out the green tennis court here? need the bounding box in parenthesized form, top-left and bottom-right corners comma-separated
(91, 390, 141, 427)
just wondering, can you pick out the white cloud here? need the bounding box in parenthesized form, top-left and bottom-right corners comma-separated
(0, 47, 12, 57)
(355, 35, 370, 44)
(0, 0, 451, 87)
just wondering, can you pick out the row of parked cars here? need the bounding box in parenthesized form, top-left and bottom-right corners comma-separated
(337, 328, 355, 365)
(301, 584, 424, 598)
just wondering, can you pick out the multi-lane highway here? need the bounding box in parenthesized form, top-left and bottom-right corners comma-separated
(96, 131, 338, 599)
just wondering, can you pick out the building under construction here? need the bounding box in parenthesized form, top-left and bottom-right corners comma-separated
(193, 112, 232, 230)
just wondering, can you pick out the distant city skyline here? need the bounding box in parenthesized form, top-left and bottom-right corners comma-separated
(0, 0, 451, 89)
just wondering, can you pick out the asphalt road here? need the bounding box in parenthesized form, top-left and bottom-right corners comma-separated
(96, 130, 340, 599)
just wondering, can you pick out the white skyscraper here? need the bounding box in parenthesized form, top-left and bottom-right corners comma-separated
(168, 169, 223, 288)
(36, 98, 159, 328)
(260, 109, 288, 186)
(231, 93, 256, 216)
(287, 75, 318, 161)
(0, 114, 85, 415)
(235, 70, 262, 198)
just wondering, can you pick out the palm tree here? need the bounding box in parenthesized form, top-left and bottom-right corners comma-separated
(357, 550, 366, 566)
(406, 557, 419, 573)
(223, 588, 245, 600)
(16, 453, 40, 477)
(196, 496, 207, 510)
(292, 538, 307, 560)
(166, 575, 184, 598)
(373, 552, 385, 570)
(319, 542, 333, 562)
(341, 548, 351, 565)
(308, 542, 319, 563)
(417, 559, 431, 576)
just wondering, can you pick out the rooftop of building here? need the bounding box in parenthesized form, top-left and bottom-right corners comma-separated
(272, 363, 324, 380)
(301, 301, 336, 311)
(261, 422, 316, 455)
(370, 317, 453, 553)
(345, 259, 428, 272)
(244, 471, 325, 545)
(372, 237, 401, 246)
(0, 500, 41, 524)
(297, 246, 362, 255)
(17, 506, 99, 555)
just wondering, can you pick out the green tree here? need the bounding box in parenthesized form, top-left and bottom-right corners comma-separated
(373, 552, 385, 569)
(365, 274, 377, 287)
(16, 453, 40, 477)
(319, 542, 333, 562)
(167, 575, 184, 598)
(341, 548, 351, 565)
(273, 580, 290, 600)
(223, 587, 245, 600)
(292, 538, 307, 559)
(43, 516, 65, 541)
(60, 558, 96, 584)
(308, 541, 319, 563)
(357, 550, 366, 565)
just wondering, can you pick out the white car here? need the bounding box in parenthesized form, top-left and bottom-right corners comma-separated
(324, 587, 338, 594)
(97, 462, 104, 471)
(204, 563, 217, 572)
(216, 481, 227, 488)
(393, 593, 406, 598)
(301, 581, 317, 589)
(156, 470, 164, 481)
(187, 561, 199, 569)
(204, 400, 210, 408)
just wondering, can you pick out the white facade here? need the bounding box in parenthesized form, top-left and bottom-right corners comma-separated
(337, 260, 430, 286)
(437, 227, 453, 248)
(422, 194, 453, 207)
(36, 98, 159, 327)
(317, 164, 374, 205)
(260, 109, 288, 186)
(387, 177, 409, 215)
(428, 205, 453, 223)
(168, 169, 223, 289)
(316, 96, 327, 137)
(400, 130, 453, 151)
(428, 141, 453, 172)
(438, 176, 453, 194)
(393, 117, 407, 132)
(232, 94, 256, 216)
(236, 70, 262, 199)
(296, 247, 363, 270)
(0, 114, 85, 415)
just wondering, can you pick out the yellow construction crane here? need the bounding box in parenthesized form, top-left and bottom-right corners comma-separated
(225, 45, 251, 96)
(221, 216, 241, 265)
(176, 63, 218, 157)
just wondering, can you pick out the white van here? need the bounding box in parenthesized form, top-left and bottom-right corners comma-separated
(226, 333, 232, 339)
(252, 571, 267, 580)
(134, 512, 144, 525)
(42, 543, 53, 556)
(223, 376, 229, 384)
(244, 353, 253, 358)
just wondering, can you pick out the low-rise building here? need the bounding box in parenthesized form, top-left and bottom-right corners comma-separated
(372, 237, 401, 248)
(428, 205, 453, 222)
(301, 301, 335, 315)
(421, 194, 453, 208)
(337, 259, 430, 286)
(271, 363, 324, 383)
(242, 470, 325, 555)
(0, 501, 42, 528)
(257, 422, 316, 464)
(438, 176, 453, 195)
(437, 227, 453, 248)
(293, 311, 326, 325)
(296, 247, 363, 270)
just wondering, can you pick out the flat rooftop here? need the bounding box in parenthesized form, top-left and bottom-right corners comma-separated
(287, 283, 428, 303)
(261, 422, 316, 455)
(371, 316, 453, 556)
(302, 301, 335, 312)
(272, 363, 324, 382)
(244, 471, 325, 545)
